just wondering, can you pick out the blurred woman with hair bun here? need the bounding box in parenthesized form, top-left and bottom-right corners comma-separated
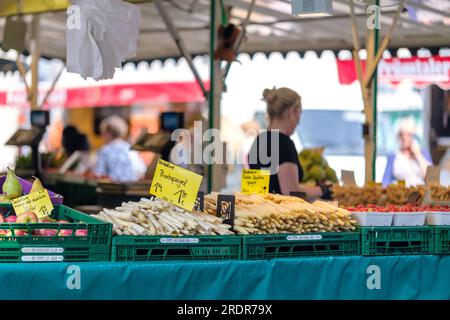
(248, 87, 331, 200)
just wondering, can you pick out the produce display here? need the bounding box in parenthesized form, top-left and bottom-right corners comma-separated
(347, 204, 450, 212)
(0, 168, 45, 203)
(204, 192, 356, 235)
(93, 197, 234, 236)
(0, 208, 87, 237)
(298, 149, 338, 184)
(332, 184, 450, 207)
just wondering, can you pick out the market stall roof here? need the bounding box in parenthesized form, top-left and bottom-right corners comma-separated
(0, 0, 449, 62)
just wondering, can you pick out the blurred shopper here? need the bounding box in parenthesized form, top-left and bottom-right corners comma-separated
(248, 87, 331, 200)
(382, 118, 432, 187)
(94, 115, 145, 182)
(62, 126, 90, 156)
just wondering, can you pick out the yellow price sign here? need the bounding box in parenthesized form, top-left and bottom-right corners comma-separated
(241, 169, 270, 194)
(398, 180, 406, 186)
(11, 190, 54, 218)
(150, 159, 203, 211)
(367, 181, 382, 187)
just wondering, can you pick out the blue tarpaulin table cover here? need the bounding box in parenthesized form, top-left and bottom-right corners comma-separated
(2, 255, 449, 300)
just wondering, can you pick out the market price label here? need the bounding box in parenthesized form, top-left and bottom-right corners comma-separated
(11, 190, 54, 218)
(150, 159, 203, 211)
(425, 166, 440, 185)
(341, 170, 357, 186)
(241, 169, 270, 194)
(397, 180, 406, 186)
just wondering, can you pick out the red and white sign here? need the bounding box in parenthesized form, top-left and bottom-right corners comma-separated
(336, 56, 450, 89)
(0, 81, 208, 108)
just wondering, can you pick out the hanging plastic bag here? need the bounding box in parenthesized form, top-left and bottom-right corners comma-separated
(66, 0, 141, 80)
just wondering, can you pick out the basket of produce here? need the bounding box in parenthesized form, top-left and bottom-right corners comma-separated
(0, 204, 112, 262)
(360, 226, 433, 256)
(347, 204, 450, 227)
(424, 205, 450, 226)
(92, 197, 240, 261)
(348, 206, 394, 227)
(0, 168, 63, 205)
(298, 149, 338, 185)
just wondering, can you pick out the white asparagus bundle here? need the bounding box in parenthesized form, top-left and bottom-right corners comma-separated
(204, 193, 356, 235)
(93, 197, 234, 236)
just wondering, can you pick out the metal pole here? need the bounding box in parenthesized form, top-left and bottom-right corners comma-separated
(372, 0, 380, 181)
(223, 0, 257, 80)
(30, 14, 40, 110)
(154, 0, 208, 98)
(207, 0, 216, 193)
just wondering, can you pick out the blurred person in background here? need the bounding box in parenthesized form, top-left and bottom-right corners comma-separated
(382, 118, 432, 187)
(62, 126, 90, 156)
(248, 87, 331, 200)
(94, 115, 145, 182)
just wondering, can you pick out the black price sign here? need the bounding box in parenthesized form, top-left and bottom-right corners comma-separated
(216, 194, 235, 227)
(194, 191, 205, 212)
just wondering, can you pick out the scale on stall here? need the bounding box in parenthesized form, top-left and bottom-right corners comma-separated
(131, 112, 184, 160)
(6, 110, 50, 178)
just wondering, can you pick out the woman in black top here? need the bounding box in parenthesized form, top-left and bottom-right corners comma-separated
(248, 87, 331, 200)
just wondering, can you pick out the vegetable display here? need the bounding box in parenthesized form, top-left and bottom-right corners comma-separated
(298, 149, 338, 184)
(204, 192, 356, 235)
(347, 204, 450, 212)
(332, 184, 450, 207)
(93, 197, 234, 236)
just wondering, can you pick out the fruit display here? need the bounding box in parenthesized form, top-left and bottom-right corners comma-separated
(332, 184, 450, 207)
(0, 210, 87, 237)
(298, 149, 338, 184)
(93, 197, 234, 236)
(204, 192, 356, 235)
(0, 169, 46, 204)
(0, 168, 23, 202)
(347, 204, 450, 212)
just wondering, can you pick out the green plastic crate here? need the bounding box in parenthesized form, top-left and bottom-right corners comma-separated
(0, 204, 112, 262)
(360, 227, 432, 256)
(112, 235, 242, 261)
(433, 226, 450, 255)
(242, 232, 360, 260)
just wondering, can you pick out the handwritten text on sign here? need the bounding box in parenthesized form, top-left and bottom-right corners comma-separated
(12, 190, 54, 218)
(150, 159, 203, 211)
(241, 169, 270, 194)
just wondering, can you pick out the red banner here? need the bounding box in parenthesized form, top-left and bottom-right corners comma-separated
(336, 56, 450, 89)
(0, 81, 208, 108)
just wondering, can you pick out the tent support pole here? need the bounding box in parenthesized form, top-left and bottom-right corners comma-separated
(350, 0, 373, 184)
(371, 0, 380, 182)
(207, 0, 223, 193)
(349, 0, 404, 183)
(30, 14, 40, 110)
(40, 64, 65, 109)
(223, 0, 256, 81)
(15, 54, 30, 95)
(154, 0, 208, 98)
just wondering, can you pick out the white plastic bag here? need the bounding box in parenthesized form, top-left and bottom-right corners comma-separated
(66, 0, 141, 80)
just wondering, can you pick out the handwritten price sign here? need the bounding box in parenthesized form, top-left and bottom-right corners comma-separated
(241, 169, 270, 194)
(12, 190, 54, 218)
(149, 159, 203, 211)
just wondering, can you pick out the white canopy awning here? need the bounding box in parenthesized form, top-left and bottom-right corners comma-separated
(0, 0, 449, 62)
